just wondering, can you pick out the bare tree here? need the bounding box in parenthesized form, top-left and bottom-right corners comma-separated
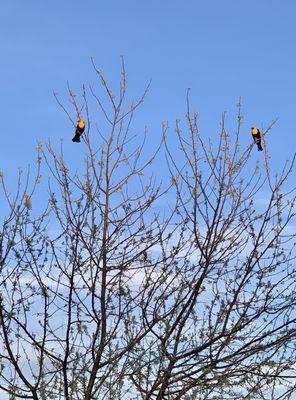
(0, 63, 295, 400)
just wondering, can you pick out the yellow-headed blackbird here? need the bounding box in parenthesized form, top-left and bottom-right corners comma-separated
(251, 127, 263, 151)
(72, 119, 85, 143)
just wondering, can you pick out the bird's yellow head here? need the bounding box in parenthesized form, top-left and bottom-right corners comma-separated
(251, 127, 258, 135)
(78, 119, 85, 129)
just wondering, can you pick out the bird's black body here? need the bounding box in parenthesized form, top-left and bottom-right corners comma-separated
(72, 119, 85, 143)
(251, 127, 263, 151)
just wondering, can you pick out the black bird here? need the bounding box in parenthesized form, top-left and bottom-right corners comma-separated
(251, 127, 263, 151)
(72, 119, 85, 143)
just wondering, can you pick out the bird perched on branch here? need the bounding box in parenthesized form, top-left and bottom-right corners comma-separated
(72, 119, 85, 143)
(251, 127, 263, 151)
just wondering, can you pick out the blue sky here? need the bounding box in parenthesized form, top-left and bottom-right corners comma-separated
(1, 0, 296, 182)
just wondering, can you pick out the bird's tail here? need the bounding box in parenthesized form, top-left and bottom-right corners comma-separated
(72, 133, 81, 143)
(257, 142, 263, 151)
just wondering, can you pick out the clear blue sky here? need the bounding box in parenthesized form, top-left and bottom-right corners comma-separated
(1, 0, 296, 180)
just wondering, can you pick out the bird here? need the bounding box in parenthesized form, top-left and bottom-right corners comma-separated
(72, 119, 85, 143)
(251, 127, 263, 151)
